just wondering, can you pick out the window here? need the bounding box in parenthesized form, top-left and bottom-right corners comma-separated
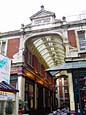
(77, 31, 86, 50)
(25, 83, 34, 110)
(38, 62, 41, 74)
(0, 41, 6, 55)
(28, 50, 34, 67)
(29, 84, 34, 109)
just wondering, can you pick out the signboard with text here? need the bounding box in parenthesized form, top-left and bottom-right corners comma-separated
(0, 91, 15, 100)
(0, 54, 11, 83)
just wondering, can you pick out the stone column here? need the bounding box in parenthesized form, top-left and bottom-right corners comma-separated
(15, 92, 19, 115)
(62, 78, 65, 102)
(63, 29, 70, 57)
(12, 24, 25, 63)
(65, 41, 70, 57)
(18, 76, 25, 100)
(68, 72, 75, 114)
(56, 79, 60, 107)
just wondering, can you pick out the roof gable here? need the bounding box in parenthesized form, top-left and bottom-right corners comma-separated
(30, 5, 55, 20)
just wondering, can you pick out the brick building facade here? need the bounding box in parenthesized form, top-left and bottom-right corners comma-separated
(0, 5, 86, 115)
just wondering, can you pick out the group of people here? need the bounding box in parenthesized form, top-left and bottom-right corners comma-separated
(48, 105, 70, 115)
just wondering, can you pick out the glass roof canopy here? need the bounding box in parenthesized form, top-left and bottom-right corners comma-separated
(26, 34, 65, 69)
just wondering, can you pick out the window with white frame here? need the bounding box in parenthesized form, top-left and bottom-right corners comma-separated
(0, 40, 6, 55)
(77, 31, 86, 51)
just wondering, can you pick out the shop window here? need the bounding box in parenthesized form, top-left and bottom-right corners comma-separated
(77, 31, 86, 51)
(5, 99, 14, 115)
(25, 82, 34, 111)
(0, 40, 6, 55)
(29, 84, 34, 109)
(64, 77, 68, 86)
(10, 80, 18, 89)
(0, 102, 4, 114)
(10, 76, 18, 89)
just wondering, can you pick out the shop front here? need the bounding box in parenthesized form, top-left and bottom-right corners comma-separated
(72, 69, 86, 115)
(0, 81, 19, 115)
(46, 60, 86, 115)
(23, 66, 55, 115)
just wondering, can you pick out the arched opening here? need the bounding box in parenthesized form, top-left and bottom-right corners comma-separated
(24, 33, 65, 69)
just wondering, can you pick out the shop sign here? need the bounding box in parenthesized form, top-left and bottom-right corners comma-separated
(0, 91, 15, 100)
(0, 54, 11, 83)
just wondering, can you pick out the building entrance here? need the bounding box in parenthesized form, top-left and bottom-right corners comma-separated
(73, 70, 86, 115)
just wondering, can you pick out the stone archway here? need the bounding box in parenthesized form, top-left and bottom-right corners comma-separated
(24, 32, 65, 69)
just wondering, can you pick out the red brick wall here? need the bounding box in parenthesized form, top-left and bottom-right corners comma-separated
(67, 30, 77, 48)
(79, 53, 86, 57)
(7, 38, 20, 59)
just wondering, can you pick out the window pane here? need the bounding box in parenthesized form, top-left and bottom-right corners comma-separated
(28, 51, 34, 67)
(77, 31, 86, 50)
(77, 31, 85, 40)
(1, 41, 6, 55)
(80, 40, 86, 47)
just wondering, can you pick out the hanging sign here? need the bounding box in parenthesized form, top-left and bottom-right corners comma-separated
(0, 54, 11, 83)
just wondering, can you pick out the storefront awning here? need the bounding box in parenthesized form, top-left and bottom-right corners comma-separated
(0, 81, 19, 93)
(46, 61, 86, 76)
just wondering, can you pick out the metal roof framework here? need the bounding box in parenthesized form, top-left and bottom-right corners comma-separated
(26, 34, 65, 69)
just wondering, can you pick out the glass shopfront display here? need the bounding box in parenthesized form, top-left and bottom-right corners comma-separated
(28, 84, 34, 109)
(25, 80, 34, 112)
(0, 101, 4, 115)
(73, 70, 86, 115)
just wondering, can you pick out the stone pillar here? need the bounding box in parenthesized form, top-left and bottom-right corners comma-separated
(12, 25, 25, 63)
(56, 79, 60, 107)
(15, 92, 19, 115)
(65, 41, 70, 57)
(16, 24, 25, 63)
(18, 76, 25, 100)
(63, 29, 71, 57)
(62, 78, 65, 102)
(68, 72, 75, 114)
